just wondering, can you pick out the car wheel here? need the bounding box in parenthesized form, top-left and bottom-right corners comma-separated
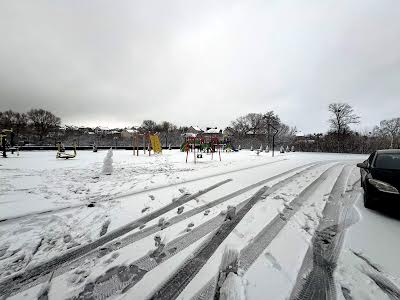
(363, 190, 376, 209)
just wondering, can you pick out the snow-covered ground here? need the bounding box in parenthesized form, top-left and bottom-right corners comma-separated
(1, 149, 399, 299)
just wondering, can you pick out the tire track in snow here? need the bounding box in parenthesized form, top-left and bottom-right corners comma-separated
(0, 159, 288, 224)
(350, 246, 400, 299)
(0, 162, 317, 298)
(239, 164, 342, 271)
(289, 165, 360, 300)
(192, 163, 342, 300)
(0, 179, 231, 298)
(363, 271, 400, 300)
(148, 186, 269, 300)
(148, 164, 335, 300)
(66, 162, 325, 300)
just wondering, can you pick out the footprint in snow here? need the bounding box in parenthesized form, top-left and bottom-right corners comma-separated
(283, 203, 293, 210)
(273, 195, 286, 201)
(187, 222, 194, 228)
(264, 252, 282, 271)
(103, 252, 119, 265)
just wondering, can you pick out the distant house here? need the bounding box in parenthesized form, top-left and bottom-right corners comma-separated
(78, 127, 91, 134)
(120, 129, 138, 139)
(66, 125, 79, 132)
(223, 127, 235, 137)
(187, 126, 203, 135)
(94, 126, 110, 135)
(295, 131, 315, 143)
(203, 127, 223, 141)
(204, 127, 222, 134)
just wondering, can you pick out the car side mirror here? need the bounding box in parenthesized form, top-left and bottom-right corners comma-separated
(357, 162, 368, 169)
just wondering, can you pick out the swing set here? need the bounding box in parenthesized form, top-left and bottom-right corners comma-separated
(183, 135, 222, 164)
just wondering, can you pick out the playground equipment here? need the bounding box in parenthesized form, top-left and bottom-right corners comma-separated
(56, 143, 77, 159)
(1, 129, 18, 158)
(183, 134, 222, 163)
(149, 134, 162, 153)
(132, 133, 162, 156)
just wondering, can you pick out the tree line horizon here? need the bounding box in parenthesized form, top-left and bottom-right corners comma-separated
(0, 104, 399, 153)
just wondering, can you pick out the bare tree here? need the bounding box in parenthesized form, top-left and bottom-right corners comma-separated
(230, 116, 251, 136)
(262, 111, 280, 147)
(328, 103, 360, 152)
(0, 110, 28, 137)
(247, 113, 265, 135)
(378, 118, 400, 149)
(231, 112, 277, 136)
(159, 121, 177, 147)
(27, 109, 61, 141)
(140, 120, 157, 133)
(0, 110, 28, 133)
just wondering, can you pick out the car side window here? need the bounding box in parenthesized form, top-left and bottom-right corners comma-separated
(367, 152, 375, 166)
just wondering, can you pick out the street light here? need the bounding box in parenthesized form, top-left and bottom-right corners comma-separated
(335, 108, 341, 153)
(263, 115, 278, 157)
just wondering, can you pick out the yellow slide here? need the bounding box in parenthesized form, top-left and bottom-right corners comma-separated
(150, 135, 162, 154)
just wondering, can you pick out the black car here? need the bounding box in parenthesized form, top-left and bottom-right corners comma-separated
(357, 149, 400, 209)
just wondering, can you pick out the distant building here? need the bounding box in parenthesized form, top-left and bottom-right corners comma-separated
(204, 127, 222, 134)
(187, 126, 203, 135)
(223, 127, 235, 137)
(94, 126, 110, 135)
(295, 131, 315, 143)
(120, 129, 138, 139)
(78, 127, 91, 134)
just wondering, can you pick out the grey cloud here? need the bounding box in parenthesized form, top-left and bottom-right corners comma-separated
(0, 0, 399, 132)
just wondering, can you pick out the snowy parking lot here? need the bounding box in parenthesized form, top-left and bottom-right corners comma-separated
(1, 149, 400, 300)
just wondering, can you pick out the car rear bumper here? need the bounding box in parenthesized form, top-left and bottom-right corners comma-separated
(367, 189, 400, 203)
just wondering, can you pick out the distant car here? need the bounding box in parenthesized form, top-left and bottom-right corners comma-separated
(357, 149, 400, 209)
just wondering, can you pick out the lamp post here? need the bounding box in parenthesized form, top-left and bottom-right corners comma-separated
(263, 115, 278, 157)
(336, 108, 341, 153)
(314, 133, 322, 152)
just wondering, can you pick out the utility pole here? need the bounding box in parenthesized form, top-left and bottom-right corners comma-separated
(263, 114, 278, 157)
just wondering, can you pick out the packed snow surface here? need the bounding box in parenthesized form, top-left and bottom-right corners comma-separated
(1, 149, 399, 300)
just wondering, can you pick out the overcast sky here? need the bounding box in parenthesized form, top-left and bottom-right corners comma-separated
(0, 1, 399, 133)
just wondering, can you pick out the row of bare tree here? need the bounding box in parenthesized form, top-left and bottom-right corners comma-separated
(228, 111, 296, 149)
(228, 103, 399, 153)
(1, 104, 399, 152)
(0, 109, 60, 141)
